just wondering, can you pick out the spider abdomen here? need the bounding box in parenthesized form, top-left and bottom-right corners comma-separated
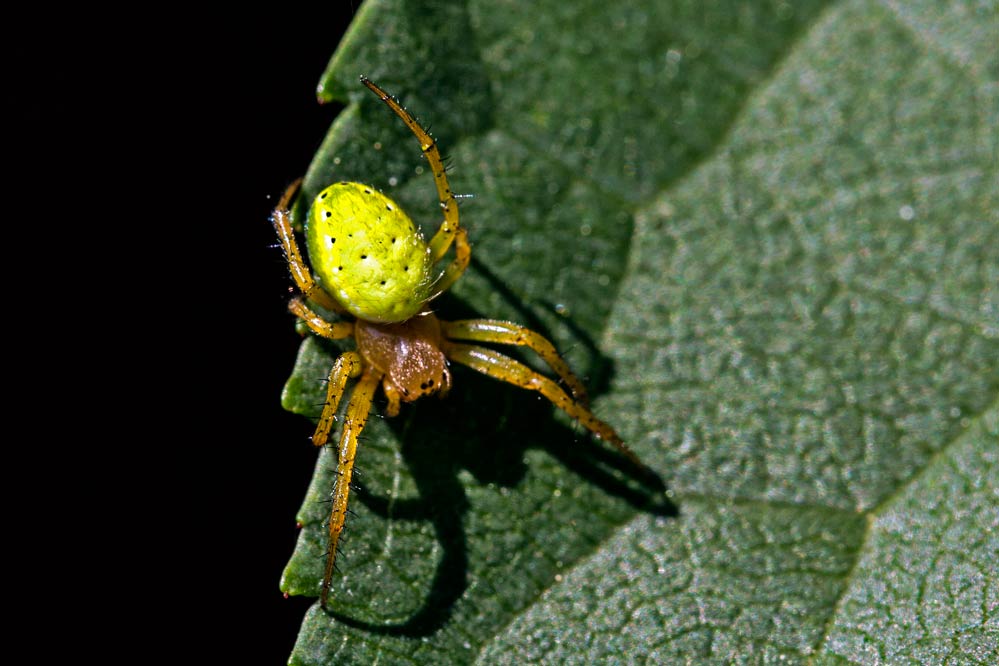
(306, 182, 434, 323)
(354, 314, 451, 404)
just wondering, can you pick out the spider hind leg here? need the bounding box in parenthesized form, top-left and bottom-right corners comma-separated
(360, 77, 471, 294)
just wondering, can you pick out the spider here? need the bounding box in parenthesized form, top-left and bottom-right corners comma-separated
(273, 76, 648, 609)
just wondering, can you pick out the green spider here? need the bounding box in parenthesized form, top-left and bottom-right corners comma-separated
(273, 77, 647, 609)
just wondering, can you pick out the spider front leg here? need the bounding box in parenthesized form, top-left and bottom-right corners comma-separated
(288, 297, 356, 450)
(443, 343, 648, 472)
(310, 351, 363, 451)
(318, 367, 381, 610)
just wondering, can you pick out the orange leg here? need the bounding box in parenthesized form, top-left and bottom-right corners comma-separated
(320, 367, 380, 610)
(428, 226, 470, 298)
(441, 319, 590, 405)
(444, 344, 647, 470)
(382, 381, 403, 418)
(361, 77, 463, 264)
(289, 298, 354, 340)
(310, 351, 363, 450)
(271, 178, 346, 314)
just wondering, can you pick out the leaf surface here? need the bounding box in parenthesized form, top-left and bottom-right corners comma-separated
(279, 0, 999, 663)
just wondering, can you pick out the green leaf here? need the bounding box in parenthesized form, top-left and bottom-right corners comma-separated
(278, 0, 999, 663)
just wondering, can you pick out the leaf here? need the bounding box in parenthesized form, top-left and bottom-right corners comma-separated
(278, 0, 999, 663)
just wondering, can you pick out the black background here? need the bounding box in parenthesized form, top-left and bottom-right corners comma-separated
(14, 7, 364, 662)
(222, 11, 357, 661)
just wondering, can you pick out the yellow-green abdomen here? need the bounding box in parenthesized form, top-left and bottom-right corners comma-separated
(306, 182, 433, 323)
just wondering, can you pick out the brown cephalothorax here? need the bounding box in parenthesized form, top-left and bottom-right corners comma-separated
(272, 77, 651, 610)
(354, 312, 452, 415)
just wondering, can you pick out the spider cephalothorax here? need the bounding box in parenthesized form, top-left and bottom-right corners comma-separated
(273, 77, 648, 609)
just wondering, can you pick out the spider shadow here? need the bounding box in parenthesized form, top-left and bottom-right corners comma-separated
(322, 267, 675, 637)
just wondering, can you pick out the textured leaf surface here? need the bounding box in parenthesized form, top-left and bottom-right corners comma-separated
(279, 0, 998, 663)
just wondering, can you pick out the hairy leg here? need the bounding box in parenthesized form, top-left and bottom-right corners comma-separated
(441, 319, 589, 404)
(271, 178, 345, 314)
(289, 298, 354, 340)
(427, 226, 470, 298)
(360, 77, 462, 264)
(310, 351, 363, 450)
(321, 368, 380, 610)
(444, 343, 646, 470)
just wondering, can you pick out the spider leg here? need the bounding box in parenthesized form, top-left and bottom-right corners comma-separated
(289, 298, 354, 340)
(360, 77, 463, 264)
(441, 319, 589, 405)
(271, 178, 346, 314)
(444, 343, 648, 471)
(426, 226, 470, 298)
(311, 351, 363, 450)
(320, 367, 380, 610)
(382, 382, 402, 417)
